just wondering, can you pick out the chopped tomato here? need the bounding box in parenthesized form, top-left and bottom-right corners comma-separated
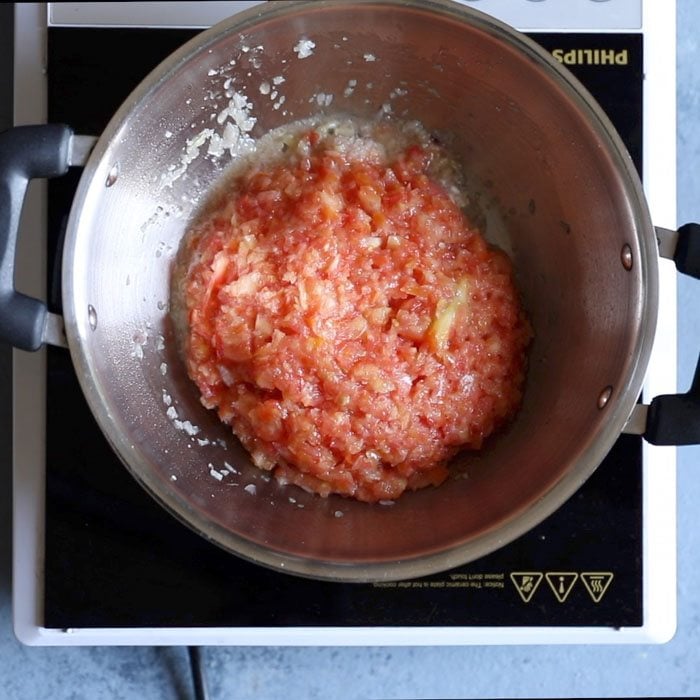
(180, 125, 531, 503)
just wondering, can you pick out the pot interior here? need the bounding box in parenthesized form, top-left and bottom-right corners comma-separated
(63, 0, 655, 580)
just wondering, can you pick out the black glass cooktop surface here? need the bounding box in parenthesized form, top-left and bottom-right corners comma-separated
(44, 28, 643, 629)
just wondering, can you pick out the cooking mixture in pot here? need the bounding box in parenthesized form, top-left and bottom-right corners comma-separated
(173, 117, 532, 502)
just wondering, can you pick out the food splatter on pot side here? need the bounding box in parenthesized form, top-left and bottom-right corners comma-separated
(172, 116, 532, 502)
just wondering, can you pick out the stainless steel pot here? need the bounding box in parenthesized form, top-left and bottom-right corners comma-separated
(2, 0, 699, 582)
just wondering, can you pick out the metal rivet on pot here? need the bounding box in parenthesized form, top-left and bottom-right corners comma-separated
(87, 304, 98, 330)
(621, 244, 633, 271)
(597, 386, 613, 409)
(105, 163, 119, 187)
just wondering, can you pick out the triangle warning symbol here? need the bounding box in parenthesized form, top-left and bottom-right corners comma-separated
(581, 572, 614, 603)
(545, 572, 579, 603)
(510, 572, 543, 603)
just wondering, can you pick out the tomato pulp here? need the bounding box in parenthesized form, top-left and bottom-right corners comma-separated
(178, 122, 531, 502)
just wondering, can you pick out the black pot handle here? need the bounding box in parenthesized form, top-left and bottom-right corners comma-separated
(642, 223, 700, 445)
(0, 124, 73, 350)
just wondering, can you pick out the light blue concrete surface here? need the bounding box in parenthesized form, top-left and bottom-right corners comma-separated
(3, 3, 700, 698)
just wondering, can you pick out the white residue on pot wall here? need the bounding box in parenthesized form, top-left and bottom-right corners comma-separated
(158, 89, 257, 191)
(312, 92, 334, 107)
(167, 402, 201, 436)
(130, 328, 148, 359)
(293, 38, 315, 59)
(155, 31, 398, 198)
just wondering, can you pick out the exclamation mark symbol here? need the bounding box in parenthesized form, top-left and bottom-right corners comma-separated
(545, 572, 578, 602)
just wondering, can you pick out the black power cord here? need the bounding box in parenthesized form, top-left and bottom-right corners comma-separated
(188, 646, 211, 700)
